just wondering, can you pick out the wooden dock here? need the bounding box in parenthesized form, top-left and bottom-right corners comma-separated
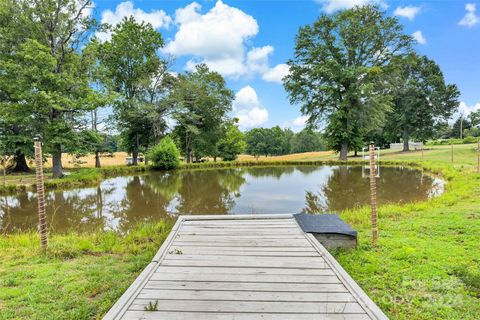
(103, 214, 388, 320)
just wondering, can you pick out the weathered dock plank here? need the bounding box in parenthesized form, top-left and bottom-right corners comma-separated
(103, 214, 388, 320)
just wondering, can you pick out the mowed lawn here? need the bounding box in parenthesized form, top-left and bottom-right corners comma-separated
(0, 144, 479, 319)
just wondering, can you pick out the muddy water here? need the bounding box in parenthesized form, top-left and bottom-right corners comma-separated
(0, 166, 443, 233)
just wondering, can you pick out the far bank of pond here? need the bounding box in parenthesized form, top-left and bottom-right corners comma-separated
(0, 165, 443, 234)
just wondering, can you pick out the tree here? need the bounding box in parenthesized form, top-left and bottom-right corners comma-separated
(386, 53, 460, 150)
(25, 0, 97, 178)
(172, 64, 233, 163)
(291, 128, 324, 153)
(470, 110, 480, 128)
(284, 5, 412, 160)
(0, 0, 35, 172)
(245, 128, 269, 158)
(452, 117, 471, 139)
(81, 41, 116, 168)
(98, 17, 164, 165)
(217, 119, 246, 161)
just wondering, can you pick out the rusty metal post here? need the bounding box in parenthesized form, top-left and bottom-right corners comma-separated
(451, 145, 454, 163)
(369, 143, 378, 244)
(34, 137, 48, 250)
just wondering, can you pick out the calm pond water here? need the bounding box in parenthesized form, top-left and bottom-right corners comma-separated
(0, 166, 443, 233)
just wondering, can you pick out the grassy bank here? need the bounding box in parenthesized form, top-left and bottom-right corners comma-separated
(0, 145, 479, 319)
(0, 220, 174, 319)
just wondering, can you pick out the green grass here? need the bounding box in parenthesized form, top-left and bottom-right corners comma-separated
(333, 160, 480, 319)
(0, 144, 479, 319)
(0, 220, 174, 320)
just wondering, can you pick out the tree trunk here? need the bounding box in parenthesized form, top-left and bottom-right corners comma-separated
(2, 157, 6, 186)
(132, 134, 139, 166)
(12, 151, 30, 172)
(214, 156, 217, 162)
(403, 128, 410, 152)
(339, 141, 348, 160)
(95, 151, 101, 168)
(52, 144, 63, 178)
(132, 150, 139, 166)
(354, 150, 358, 157)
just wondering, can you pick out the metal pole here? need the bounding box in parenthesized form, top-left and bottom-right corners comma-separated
(34, 137, 48, 250)
(421, 146, 424, 161)
(369, 143, 378, 244)
(451, 145, 454, 163)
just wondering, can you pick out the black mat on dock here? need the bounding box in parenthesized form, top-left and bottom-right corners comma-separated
(294, 213, 357, 237)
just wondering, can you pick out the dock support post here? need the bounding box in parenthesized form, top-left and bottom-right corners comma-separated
(34, 136, 48, 251)
(369, 143, 378, 244)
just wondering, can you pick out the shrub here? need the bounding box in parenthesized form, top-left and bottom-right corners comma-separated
(148, 137, 180, 170)
(426, 137, 479, 145)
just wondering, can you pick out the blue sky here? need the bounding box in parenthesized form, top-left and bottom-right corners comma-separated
(92, 0, 480, 131)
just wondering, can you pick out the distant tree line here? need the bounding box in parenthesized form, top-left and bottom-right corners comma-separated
(245, 127, 325, 158)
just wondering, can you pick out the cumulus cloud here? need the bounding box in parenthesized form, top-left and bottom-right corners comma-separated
(282, 115, 309, 132)
(96, 1, 172, 41)
(455, 101, 480, 118)
(262, 64, 290, 83)
(459, 3, 479, 28)
(164, 1, 258, 77)
(292, 115, 309, 127)
(315, 0, 386, 13)
(394, 6, 421, 20)
(164, 1, 285, 81)
(412, 30, 427, 44)
(233, 86, 269, 128)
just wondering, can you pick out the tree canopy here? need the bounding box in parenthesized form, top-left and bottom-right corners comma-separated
(284, 5, 412, 160)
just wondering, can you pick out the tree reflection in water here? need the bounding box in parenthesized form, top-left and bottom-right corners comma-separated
(0, 166, 443, 233)
(302, 166, 442, 213)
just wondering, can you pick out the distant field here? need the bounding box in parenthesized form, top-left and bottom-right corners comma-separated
(45, 152, 134, 168)
(11, 143, 480, 170)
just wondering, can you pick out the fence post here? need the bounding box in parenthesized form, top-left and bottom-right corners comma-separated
(34, 136, 48, 251)
(369, 143, 378, 244)
(451, 145, 454, 163)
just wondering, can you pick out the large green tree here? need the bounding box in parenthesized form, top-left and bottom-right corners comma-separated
(172, 64, 233, 163)
(284, 5, 412, 160)
(98, 17, 164, 165)
(217, 119, 246, 161)
(0, 0, 98, 177)
(386, 53, 460, 150)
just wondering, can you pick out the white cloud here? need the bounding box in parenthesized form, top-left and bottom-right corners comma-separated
(412, 30, 427, 44)
(449, 101, 480, 124)
(164, 1, 258, 77)
(316, 0, 386, 13)
(292, 115, 309, 127)
(262, 64, 290, 83)
(233, 86, 269, 128)
(246, 46, 274, 74)
(165, 1, 284, 82)
(282, 115, 309, 132)
(394, 6, 421, 21)
(96, 1, 172, 41)
(459, 3, 479, 28)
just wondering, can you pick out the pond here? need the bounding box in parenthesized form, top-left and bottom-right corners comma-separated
(0, 165, 444, 234)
